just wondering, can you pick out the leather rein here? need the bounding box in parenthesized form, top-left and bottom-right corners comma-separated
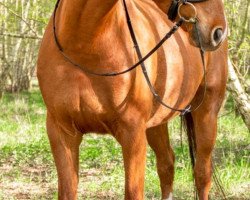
(52, 0, 207, 115)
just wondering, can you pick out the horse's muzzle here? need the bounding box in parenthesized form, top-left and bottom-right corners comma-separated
(191, 23, 227, 51)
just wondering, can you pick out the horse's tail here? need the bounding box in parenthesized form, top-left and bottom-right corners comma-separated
(181, 113, 196, 169)
(181, 113, 198, 199)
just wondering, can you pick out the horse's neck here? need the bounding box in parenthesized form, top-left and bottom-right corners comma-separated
(57, 0, 118, 48)
(59, 0, 118, 24)
(152, 0, 172, 12)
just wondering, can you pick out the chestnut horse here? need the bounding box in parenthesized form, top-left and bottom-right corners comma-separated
(37, 0, 228, 199)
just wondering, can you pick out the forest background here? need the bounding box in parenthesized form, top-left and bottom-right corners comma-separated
(0, 0, 249, 199)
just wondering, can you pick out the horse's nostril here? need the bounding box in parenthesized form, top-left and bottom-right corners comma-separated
(213, 28, 223, 44)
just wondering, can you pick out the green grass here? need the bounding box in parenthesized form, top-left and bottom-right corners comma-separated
(0, 90, 249, 199)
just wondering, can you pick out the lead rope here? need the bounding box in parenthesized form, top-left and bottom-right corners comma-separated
(212, 162, 228, 200)
(122, 0, 206, 115)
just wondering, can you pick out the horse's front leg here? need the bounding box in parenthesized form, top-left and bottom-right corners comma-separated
(46, 112, 82, 200)
(191, 109, 217, 200)
(115, 122, 147, 200)
(191, 85, 226, 199)
(146, 124, 174, 200)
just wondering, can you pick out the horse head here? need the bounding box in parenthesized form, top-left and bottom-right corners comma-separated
(155, 0, 228, 51)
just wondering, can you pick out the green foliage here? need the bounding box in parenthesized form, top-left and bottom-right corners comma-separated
(0, 0, 54, 34)
(0, 1, 249, 199)
(0, 90, 249, 199)
(225, 0, 250, 76)
(0, 0, 55, 92)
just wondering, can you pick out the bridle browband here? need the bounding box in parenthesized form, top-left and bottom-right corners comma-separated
(52, 0, 207, 115)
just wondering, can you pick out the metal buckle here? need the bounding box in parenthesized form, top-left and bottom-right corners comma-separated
(180, 105, 192, 116)
(178, 2, 197, 23)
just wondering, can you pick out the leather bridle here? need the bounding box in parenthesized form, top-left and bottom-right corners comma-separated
(52, 0, 207, 115)
(168, 0, 208, 20)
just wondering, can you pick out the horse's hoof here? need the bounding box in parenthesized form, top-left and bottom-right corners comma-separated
(162, 192, 173, 200)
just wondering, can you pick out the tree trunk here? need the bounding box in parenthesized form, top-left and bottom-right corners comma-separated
(227, 59, 250, 132)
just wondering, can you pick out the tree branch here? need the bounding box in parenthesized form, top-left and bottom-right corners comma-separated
(0, 32, 42, 40)
(0, 2, 39, 36)
(227, 59, 250, 132)
(236, 0, 250, 49)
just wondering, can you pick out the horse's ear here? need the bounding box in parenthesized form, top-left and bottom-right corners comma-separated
(167, 0, 179, 20)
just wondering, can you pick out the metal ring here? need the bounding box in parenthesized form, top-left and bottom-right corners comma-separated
(178, 2, 197, 23)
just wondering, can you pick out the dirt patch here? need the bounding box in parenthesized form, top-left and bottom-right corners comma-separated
(0, 181, 55, 199)
(1, 163, 249, 199)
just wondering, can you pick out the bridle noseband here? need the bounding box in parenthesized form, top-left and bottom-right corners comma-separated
(52, 0, 207, 115)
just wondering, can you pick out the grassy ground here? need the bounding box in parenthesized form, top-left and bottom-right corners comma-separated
(0, 90, 249, 199)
